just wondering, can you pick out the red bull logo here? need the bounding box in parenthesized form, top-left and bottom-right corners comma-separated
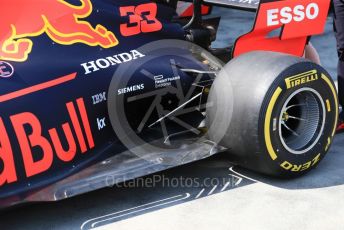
(0, 97, 95, 186)
(0, 0, 119, 62)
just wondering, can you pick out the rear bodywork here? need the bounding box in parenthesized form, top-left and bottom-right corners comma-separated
(0, 0, 331, 207)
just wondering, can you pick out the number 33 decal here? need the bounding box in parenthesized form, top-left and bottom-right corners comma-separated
(120, 3, 163, 37)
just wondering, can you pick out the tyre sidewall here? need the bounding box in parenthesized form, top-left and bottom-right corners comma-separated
(259, 61, 338, 177)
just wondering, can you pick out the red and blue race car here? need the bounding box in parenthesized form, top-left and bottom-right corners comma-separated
(0, 0, 337, 208)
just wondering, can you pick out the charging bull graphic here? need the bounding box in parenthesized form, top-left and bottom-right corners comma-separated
(0, 0, 119, 62)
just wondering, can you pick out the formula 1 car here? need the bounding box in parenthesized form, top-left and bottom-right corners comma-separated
(0, 0, 337, 208)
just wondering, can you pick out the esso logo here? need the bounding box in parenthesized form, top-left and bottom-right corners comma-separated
(267, 3, 319, 27)
(0, 61, 14, 78)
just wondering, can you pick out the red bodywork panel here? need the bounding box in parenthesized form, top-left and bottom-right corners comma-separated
(177, 1, 211, 17)
(233, 0, 331, 57)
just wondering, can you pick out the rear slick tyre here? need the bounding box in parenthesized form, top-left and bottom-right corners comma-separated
(207, 51, 338, 178)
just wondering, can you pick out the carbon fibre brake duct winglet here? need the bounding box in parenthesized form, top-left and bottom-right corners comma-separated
(203, 0, 260, 11)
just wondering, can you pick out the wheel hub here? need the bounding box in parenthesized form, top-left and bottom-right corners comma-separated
(278, 88, 326, 155)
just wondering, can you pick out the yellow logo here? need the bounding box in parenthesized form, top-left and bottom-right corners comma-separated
(285, 70, 318, 89)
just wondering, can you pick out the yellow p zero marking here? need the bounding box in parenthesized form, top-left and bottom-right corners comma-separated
(325, 137, 331, 151)
(326, 99, 331, 112)
(264, 87, 282, 160)
(321, 74, 339, 137)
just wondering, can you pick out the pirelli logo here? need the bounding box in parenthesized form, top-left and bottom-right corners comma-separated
(285, 70, 319, 89)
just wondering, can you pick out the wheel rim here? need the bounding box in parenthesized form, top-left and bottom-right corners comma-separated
(278, 87, 326, 155)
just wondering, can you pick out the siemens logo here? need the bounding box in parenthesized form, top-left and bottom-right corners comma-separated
(117, 84, 145, 95)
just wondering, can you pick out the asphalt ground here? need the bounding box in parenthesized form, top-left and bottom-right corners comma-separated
(0, 8, 343, 230)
